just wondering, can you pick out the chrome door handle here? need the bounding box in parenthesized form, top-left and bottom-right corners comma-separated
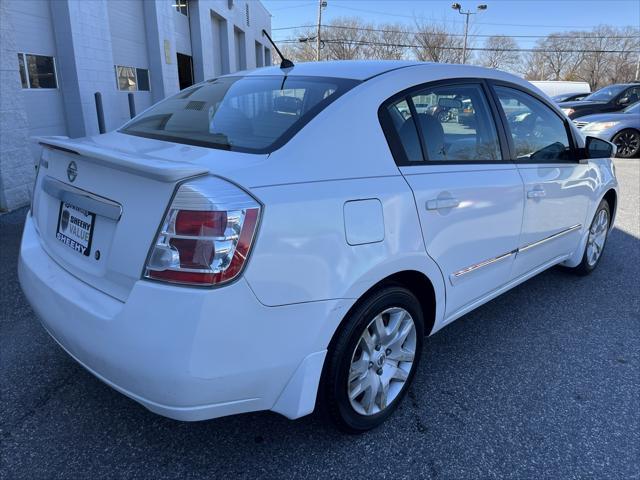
(527, 187, 546, 199)
(426, 197, 460, 210)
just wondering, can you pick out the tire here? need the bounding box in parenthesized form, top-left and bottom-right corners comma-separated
(612, 129, 640, 158)
(319, 285, 424, 433)
(437, 110, 449, 123)
(567, 199, 611, 275)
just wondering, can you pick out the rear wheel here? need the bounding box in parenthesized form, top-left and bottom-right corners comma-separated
(567, 200, 610, 275)
(320, 286, 424, 433)
(612, 129, 640, 158)
(437, 110, 450, 123)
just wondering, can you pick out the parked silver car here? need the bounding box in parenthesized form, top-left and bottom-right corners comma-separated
(575, 102, 640, 158)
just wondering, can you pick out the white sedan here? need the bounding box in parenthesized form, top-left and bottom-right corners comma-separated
(19, 61, 618, 432)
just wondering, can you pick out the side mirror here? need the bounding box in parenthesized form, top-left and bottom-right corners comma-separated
(585, 136, 616, 159)
(618, 96, 630, 105)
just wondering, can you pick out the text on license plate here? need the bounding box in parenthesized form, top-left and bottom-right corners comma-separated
(56, 202, 95, 256)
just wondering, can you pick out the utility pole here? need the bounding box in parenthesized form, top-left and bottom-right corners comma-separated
(462, 10, 470, 63)
(451, 3, 487, 64)
(316, 0, 326, 61)
(635, 51, 640, 81)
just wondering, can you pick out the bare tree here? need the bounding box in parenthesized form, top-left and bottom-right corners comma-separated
(523, 26, 639, 88)
(480, 35, 521, 72)
(277, 19, 640, 90)
(322, 17, 368, 60)
(277, 26, 318, 63)
(362, 23, 409, 60)
(528, 34, 582, 80)
(523, 49, 546, 80)
(577, 25, 640, 88)
(576, 27, 619, 89)
(607, 26, 640, 84)
(412, 20, 465, 64)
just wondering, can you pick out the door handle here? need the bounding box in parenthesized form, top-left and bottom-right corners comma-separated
(527, 187, 546, 199)
(426, 197, 460, 211)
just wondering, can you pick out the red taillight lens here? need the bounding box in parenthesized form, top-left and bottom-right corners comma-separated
(144, 177, 261, 286)
(175, 210, 227, 236)
(169, 238, 215, 269)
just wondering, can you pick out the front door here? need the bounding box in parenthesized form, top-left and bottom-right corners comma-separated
(381, 81, 524, 319)
(490, 84, 593, 279)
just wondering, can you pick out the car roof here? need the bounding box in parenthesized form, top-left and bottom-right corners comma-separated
(225, 61, 553, 100)
(239, 60, 421, 80)
(236, 60, 549, 87)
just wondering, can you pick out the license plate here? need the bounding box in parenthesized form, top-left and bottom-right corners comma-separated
(56, 201, 95, 256)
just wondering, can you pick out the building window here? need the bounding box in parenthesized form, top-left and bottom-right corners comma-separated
(17, 53, 57, 89)
(228, 0, 234, 9)
(245, 4, 250, 26)
(115, 66, 150, 92)
(174, 0, 188, 15)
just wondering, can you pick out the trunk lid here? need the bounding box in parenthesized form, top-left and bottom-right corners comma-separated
(31, 134, 217, 301)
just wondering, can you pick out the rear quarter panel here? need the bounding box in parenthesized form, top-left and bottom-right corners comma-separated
(244, 176, 445, 310)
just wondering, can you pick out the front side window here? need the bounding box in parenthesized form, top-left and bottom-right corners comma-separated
(494, 85, 572, 162)
(17, 53, 57, 89)
(384, 83, 502, 163)
(619, 87, 640, 106)
(121, 75, 358, 153)
(115, 66, 150, 92)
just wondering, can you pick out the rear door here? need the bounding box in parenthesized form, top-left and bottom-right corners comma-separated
(489, 83, 594, 279)
(380, 80, 524, 319)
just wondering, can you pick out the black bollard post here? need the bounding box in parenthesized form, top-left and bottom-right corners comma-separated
(128, 92, 136, 119)
(94, 92, 106, 134)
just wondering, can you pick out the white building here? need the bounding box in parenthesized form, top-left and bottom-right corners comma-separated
(0, 0, 272, 211)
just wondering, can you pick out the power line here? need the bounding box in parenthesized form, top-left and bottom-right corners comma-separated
(325, 3, 639, 29)
(278, 37, 637, 54)
(272, 24, 640, 39)
(268, 1, 316, 12)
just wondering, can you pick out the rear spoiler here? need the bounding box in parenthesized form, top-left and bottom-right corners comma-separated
(37, 136, 208, 183)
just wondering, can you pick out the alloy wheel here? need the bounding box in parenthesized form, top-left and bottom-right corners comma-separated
(347, 307, 417, 416)
(586, 208, 609, 267)
(613, 130, 640, 158)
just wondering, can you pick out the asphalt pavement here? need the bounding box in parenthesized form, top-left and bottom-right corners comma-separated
(1, 159, 639, 480)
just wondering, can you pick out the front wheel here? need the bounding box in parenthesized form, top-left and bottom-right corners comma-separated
(612, 129, 640, 158)
(567, 199, 611, 275)
(319, 286, 424, 433)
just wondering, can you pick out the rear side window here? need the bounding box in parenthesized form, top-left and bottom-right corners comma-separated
(121, 75, 358, 153)
(493, 86, 572, 162)
(383, 83, 503, 163)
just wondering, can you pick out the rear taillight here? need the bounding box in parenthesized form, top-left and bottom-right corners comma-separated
(144, 176, 261, 286)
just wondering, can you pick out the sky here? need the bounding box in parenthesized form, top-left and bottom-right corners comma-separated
(261, 0, 640, 49)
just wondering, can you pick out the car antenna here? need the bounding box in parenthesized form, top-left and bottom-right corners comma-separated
(262, 29, 294, 70)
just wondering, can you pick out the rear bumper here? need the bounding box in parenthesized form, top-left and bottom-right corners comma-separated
(18, 215, 351, 421)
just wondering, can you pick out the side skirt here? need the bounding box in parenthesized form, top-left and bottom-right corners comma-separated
(439, 253, 570, 329)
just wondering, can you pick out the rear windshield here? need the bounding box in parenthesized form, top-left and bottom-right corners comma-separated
(121, 75, 359, 153)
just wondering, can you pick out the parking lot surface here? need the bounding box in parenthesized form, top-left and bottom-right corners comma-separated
(1, 159, 638, 480)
